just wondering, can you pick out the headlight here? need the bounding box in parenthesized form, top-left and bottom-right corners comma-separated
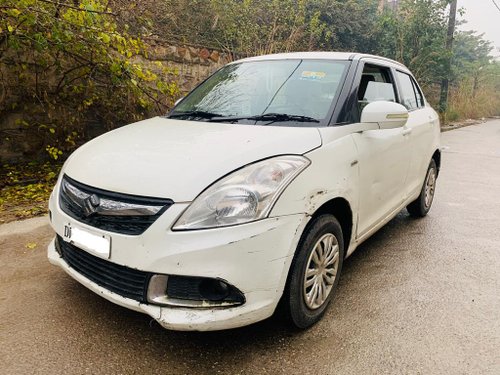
(172, 155, 310, 230)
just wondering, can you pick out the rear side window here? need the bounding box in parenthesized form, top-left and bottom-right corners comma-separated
(397, 71, 424, 110)
(411, 78, 425, 108)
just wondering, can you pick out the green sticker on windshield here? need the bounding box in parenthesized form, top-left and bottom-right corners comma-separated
(301, 71, 326, 80)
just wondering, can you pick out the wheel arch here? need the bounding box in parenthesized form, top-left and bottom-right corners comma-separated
(310, 197, 353, 257)
(432, 149, 441, 176)
(276, 196, 353, 321)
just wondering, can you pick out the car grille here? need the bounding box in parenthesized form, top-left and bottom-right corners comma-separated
(56, 236, 151, 302)
(59, 175, 173, 235)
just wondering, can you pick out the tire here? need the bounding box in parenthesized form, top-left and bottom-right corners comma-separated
(282, 214, 344, 329)
(407, 159, 438, 217)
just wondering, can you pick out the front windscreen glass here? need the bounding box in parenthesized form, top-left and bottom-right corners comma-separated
(169, 59, 350, 126)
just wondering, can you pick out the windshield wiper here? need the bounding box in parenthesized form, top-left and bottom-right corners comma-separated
(208, 113, 320, 124)
(168, 110, 223, 119)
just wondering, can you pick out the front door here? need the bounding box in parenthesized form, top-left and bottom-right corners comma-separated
(351, 62, 411, 237)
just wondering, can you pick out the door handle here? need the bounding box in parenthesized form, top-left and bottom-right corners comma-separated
(402, 128, 412, 136)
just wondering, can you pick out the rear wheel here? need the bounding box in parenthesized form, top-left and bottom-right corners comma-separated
(407, 159, 437, 217)
(282, 214, 344, 329)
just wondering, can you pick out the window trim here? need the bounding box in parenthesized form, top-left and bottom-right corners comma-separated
(336, 60, 400, 124)
(410, 76, 425, 108)
(394, 69, 426, 112)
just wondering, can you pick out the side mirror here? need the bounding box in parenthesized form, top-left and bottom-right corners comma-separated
(360, 101, 409, 129)
(174, 97, 184, 107)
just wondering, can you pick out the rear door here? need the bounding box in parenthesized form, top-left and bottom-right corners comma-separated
(351, 61, 411, 238)
(394, 71, 438, 198)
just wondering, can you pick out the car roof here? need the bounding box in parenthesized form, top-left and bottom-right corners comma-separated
(233, 52, 408, 70)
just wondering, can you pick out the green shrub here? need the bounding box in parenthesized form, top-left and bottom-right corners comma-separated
(0, 0, 178, 160)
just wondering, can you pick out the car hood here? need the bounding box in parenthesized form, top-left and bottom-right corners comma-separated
(63, 117, 322, 201)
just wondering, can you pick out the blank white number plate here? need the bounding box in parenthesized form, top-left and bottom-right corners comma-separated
(63, 224, 111, 259)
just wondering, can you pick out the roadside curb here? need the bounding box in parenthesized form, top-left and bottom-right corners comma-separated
(441, 117, 498, 132)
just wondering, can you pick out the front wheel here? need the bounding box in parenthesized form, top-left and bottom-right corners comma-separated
(282, 214, 344, 329)
(407, 159, 438, 217)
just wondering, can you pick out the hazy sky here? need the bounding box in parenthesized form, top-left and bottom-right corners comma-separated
(457, 0, 500, 57)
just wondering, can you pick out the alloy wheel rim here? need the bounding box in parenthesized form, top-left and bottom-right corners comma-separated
(424, 167, 437, 209)
(303, 233, 339, 310)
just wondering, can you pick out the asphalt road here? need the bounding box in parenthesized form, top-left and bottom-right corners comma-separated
(1, 119, 499, 375)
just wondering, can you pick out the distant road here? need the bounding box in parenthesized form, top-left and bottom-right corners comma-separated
(1, 119, 499, 374)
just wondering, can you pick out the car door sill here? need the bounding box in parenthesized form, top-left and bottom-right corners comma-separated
(350, 197, 412, 255)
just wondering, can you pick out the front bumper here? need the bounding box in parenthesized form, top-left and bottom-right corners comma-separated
(48, 188, 307, 331)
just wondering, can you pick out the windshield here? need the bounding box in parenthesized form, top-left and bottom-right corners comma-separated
(169, 59, 350, 126)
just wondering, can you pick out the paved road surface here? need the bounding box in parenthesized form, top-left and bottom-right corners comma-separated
(1, 120, 499, 374)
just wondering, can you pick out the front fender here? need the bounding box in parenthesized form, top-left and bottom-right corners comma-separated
(270, 133, 359, 220)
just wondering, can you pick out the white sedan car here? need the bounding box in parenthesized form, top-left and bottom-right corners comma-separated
(48, 52, 440, 331)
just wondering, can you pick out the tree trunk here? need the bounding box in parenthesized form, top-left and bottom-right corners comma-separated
(439, 0, 458, 113)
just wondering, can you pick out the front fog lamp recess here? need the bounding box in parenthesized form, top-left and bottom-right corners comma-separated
(198, 279, 230, 301)
(147, 275, 245, 307)
(173, 155, 310, 230)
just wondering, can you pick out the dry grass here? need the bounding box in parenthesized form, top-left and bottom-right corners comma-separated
(444, 78, 500, 123)
(423, 76, 500, 124)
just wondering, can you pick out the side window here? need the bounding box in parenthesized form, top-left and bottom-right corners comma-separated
(396, 71, 422, 111)
(411, 77, 425, 108)
(357, 64, 397, 113)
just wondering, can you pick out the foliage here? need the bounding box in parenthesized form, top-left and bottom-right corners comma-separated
(439, 30, 498, 121)
(112, 0, 500, 121)
(0, 1, 497, 150)
(2, 0, 499, 223)
(208, 0, 309, 54)
(107, 0, 500, 122)
(110, 0, 218, 46)
(304, 0, 379, 52)
(0, 162, 61, 223)
(373, 0, 450, 88)
(0, 0, 178, 160)
(122, 0, 381, 55)
(452, 31, 493, 81)
(446, 61, 500, 120)
(369, 0, 499, 119)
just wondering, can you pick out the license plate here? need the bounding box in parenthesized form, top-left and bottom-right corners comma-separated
(63, 224, 111, 259)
